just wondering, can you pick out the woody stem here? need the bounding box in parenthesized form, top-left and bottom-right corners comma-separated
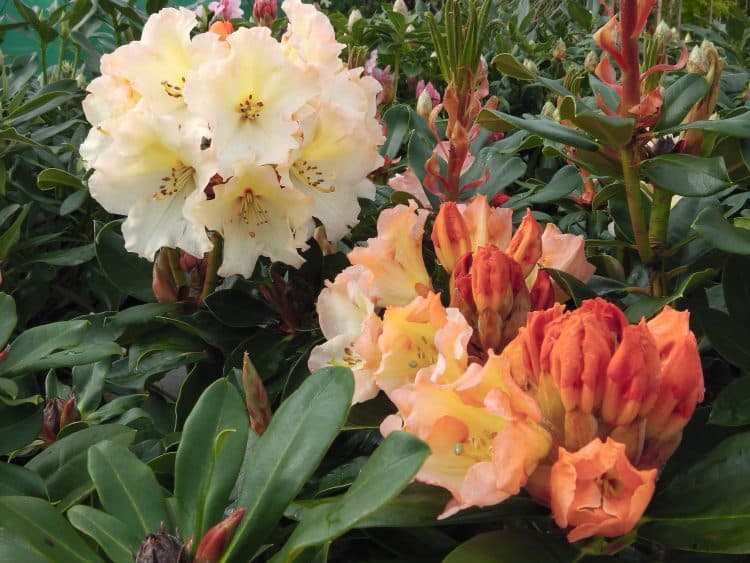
(199, 232, 223, 306)
(619, 0, 642, 110)
(619, 148, 654, 265)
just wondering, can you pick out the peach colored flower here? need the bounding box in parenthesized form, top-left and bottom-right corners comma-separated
(388, 169, 432, 209)
(348, 202, 432, 307)
(536, 223, 596, 301)
(550, 437, 657, 543)
(382, 354, 551, 519)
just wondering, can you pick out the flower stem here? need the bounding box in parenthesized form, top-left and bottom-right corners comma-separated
(648, 186, 671, 254)
(619, 0, 642, 110)
(199, 232, 223, 306)
(619, 148, 654, 265)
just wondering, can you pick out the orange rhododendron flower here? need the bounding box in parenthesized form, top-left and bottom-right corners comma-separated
(550, 438, 657, 543)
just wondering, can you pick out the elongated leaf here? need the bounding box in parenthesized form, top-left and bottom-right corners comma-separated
(0, 293, 16, 349)
(68, 506, 141, 563)
(641, 154, 730, 197)
(710, 377, 750, 427)
(655, 73, 710, 130)
(0, 496, 104, 563)
(662, 110, 750, 138)
(273, 432, 429, 561)
(529, 165, 582, 204)
(641, 432, 750, 553)
(559, 97, 634, 148)
(6, 91, 74, 126)
(0, 127, 50, 151)
(221, 367, 354, 563)
(692, 207, 750, 254)
(0, 404, 43, 454)
(26, 424, 135, 506)
(698, 308, 750, 368)
(444, 530, 576, 562)
(30, 244, 96, 267)
(491, 53, 536, 80)
(175, 379, 249, 545)
(95, 220, 155, 302)
(380, 104, 412, 158)
(0, 462, 47, 498)
(0, 204, 30, 260)
(723, 255, 750, 320)
(37, 168, 86, 191)
(88, 441, 168, 538)
(477, 109, 599, 150)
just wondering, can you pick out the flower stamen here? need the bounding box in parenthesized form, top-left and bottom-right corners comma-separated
(161, 77, 186, 98)
(238, 94, 265, 121)
(292, 159, 335, 193)
(239, 189, 270, 237)
(154, 164, 194, 200)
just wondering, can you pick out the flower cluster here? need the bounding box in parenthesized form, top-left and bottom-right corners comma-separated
(311, 196, 704, 541)
(81, 2, 383, 277)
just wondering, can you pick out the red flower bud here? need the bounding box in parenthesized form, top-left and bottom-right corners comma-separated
(431, 202, 472, 273)
(242, 353, 272, 436)
(252, 0, 277, 27)
(193, 509, 246, 563)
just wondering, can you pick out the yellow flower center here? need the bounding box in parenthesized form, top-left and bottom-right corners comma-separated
(161, 77, 186, 98)
(292, 159, 335, 193)
(238, 94, 265, 121)
(239, 189, 269, 238)
(154, 164, 194, 200)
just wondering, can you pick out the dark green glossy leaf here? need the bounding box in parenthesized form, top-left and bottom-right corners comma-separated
(0, 293, 16, 349)
(559, 97, 634, 148)
(0, 204, 30, 260)
(529, 165, 582, 204)
(68, 506, 140, 563)
(692, 207, 750, 254)
(444, 530, 576, 562)
(0, 404, 43, 454)
(381, 104, 412, 159)
(642, 432, 750, 553)
(699, 308, 750, 368)
(36, 168, 86, 191)
(662, 110, 750, 138)
(272, 432, 429, 561)
(546, 268, 597, 305)
(641, 155, 730, 197)
(710, 377, 750, 427)
(221, 367, 354, 563)
(0, 462, 47, 498)
(655, 73, 710, 130)
(491, 53, 536, 80)
(26, 424, 136, 507)
(204, 289, 273, 328)
(88, 440, 169, 537)
(95, 220, 155, 302)
(0, 496, 104, 563)
(175, 379, 249, 545)
(723, 255, 750, 320)
(477, 109, 599, 150)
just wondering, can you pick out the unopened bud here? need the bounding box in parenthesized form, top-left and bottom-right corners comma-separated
(506, 210, 542, 278)
(471, 245, 517, 317)
(610, 419, 647, 465)
(564, 410, 598, 452)
(551, 39, 566, 61)
(152, 250, 179, 304)
(522, 58, 538, 75)
(431, 202, 471, 273)
(242, 353, 272, 436)
(530, 269, 555, 311)
(583, 50, 598, 73)
(253, 0, 277, 27)
(393, 0, 408, 15)
(416, 88, 433, 120)
(136, 526, 188, 563)
(42, 395, 80, 443)
(347, 9, 362, 32)
(194, 509, 246, 563)
(541, 100, 556, 119)
(654, 21, 671, 45)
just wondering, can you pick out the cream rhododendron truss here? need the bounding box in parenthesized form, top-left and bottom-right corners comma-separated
(81, 3, 383, 275)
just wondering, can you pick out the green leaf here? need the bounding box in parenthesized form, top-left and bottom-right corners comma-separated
(545, 268, 597, 305)
(0, 496, 104, 563)
(559, 97, 634, 148)
(381, 104, 412, 159)
(68, 506, 140, 563)
(0, 127, 51, 152)
(175, 379, 249, 545)
(30, 244, 96, 267)
(0, 204, 30, 260)
(95, 220, 155, 302)
(0, 404, 43, 454)
(641, 155, 731, 197)
(641, 432, 750, 553)
(662, 110, 750, 138)
(491, 53, 536, 80)
(655, 73, 710, 130)
(36, 168, 86, 191)
(88, 441, 168, 537)
(272, 432, 430, 561)
(529, 165, 582, 204)
(477, 109, 599, 150)
(723, 255, 750, 320)
(204, 289, 273, 328)
(692, 207, 750, 254)
(0, 463, 47, 498)
(624, 268, 715, 323)
(221, 367, 354, 563)
(698, 308, 750, 368)
(26, 424, 136, 507)
(444, 530, 576, 562)
(710, 377, 750, 427)
(6, 91, 74, 126)
(0, 293, 17, 349)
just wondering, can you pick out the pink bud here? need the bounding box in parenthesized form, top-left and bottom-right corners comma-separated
(252, 0, 277, 27)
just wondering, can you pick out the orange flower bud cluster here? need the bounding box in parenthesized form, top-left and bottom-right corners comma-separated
(502, 298, 704, 542)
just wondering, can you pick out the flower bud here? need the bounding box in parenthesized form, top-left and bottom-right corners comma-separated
(347, 9, 362, 32)
(583, 50, 598, 73)
(242, 353, 272, 436)
(136, 526, 188, 563)
(529, 269, 555, 311)
(563, 410, 598, 452)
(471, 246, 517, 317)
(152, 250, 179, 304)
(522, 58, 538, 75)
(506, 210, 542, 278)
(432, 202, 472, 273)
(654, 20, 672, 45)
(551, 39, 566, 61)
(253, 0, 277, 27)
(540, 101, 556, 119)
(416, 88, 433, 120)
(41, 395, 80, 443)
(194, 509, 246, 563)
(600, 321, 661, 427)
(393, 0, 408, 15)
(609, 419, 647, 465)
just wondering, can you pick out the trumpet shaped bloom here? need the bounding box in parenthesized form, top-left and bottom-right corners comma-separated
(191, 161, 314, 277)
(550, 438, 657, 543)
(281, 0, 346, 74)
(184, 26, 317, 169)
